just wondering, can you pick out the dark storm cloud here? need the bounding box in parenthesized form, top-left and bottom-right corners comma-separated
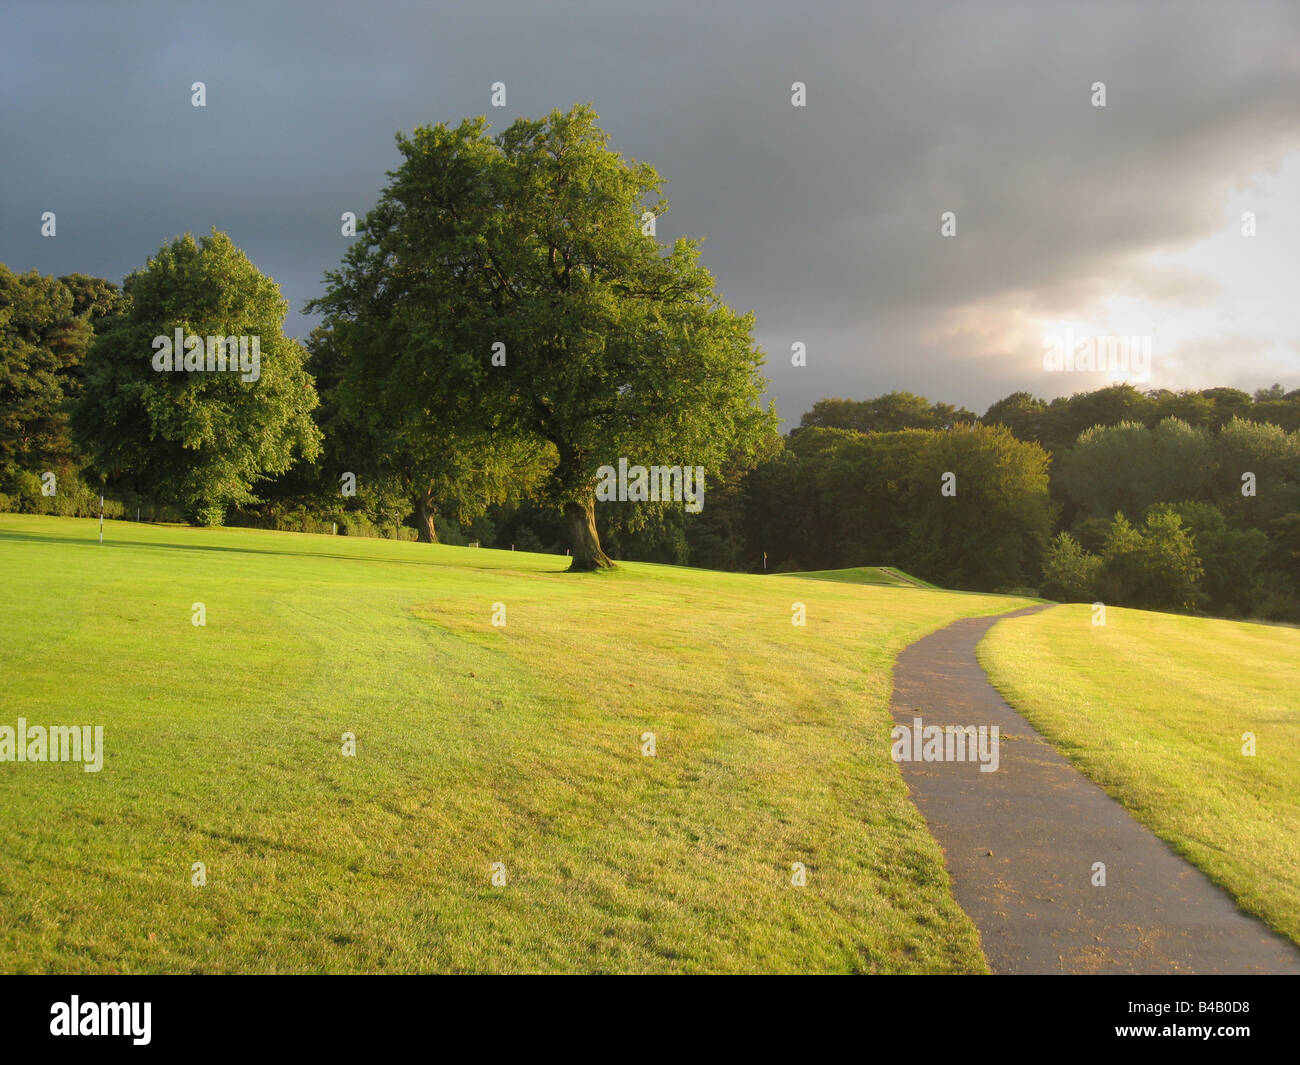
(2, 0, 1298, 425)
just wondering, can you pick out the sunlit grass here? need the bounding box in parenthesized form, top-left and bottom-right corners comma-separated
(0, 513, 1034, 973)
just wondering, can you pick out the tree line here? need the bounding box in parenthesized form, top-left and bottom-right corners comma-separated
(1, 104, 1296, 617)
(760, 387, 1299, 619)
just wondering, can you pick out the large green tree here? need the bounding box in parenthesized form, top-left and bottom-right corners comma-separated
(72, 230, 321, 524)
(316, 104, 776, 569)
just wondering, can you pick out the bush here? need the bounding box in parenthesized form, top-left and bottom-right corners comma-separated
(8, 467, 108, 518)
(192, 503, 226, 527)
(1039, 533, 1102, 601)
(338, 513, 376, 538)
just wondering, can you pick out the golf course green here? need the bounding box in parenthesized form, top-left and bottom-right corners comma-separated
(0, 513, 1030, 973)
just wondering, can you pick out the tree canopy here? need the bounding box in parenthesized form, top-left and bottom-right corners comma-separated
(311, 104, 776, 568)
(72, 230, 321, 525)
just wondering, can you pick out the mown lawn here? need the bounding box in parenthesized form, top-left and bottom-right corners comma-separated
(780, 566, 931, 588)
(0, 514, 1033, 973)
(979, 603, 1300, 945)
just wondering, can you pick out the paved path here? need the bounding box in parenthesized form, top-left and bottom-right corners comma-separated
(890, 605, 1300, 974)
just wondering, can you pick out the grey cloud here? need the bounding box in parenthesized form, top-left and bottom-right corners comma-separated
(2, 0, 1297, 425)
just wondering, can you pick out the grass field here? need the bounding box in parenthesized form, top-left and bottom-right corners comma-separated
(779, 566, 936, 589)
(979, 604, 1300, 945)
(0, 513, 1036, 974)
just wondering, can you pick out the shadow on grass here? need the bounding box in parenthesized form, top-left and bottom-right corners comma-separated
(0, 527, 576, 575)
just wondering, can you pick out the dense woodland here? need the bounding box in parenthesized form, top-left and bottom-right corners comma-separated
(3, 107, 1298, 620)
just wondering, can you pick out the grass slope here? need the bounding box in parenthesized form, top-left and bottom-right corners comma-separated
(0, 514, 1034, 973)
(979, 604, 1300, 945)
(780, 566, 935, 589)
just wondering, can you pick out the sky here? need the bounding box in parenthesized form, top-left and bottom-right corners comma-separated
(2, 0, 1298, 426)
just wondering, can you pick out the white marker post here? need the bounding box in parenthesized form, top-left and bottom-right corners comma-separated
(98, 495, 104, 544)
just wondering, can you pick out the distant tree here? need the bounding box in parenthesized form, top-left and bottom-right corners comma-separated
(1266, 513, 1300, 590)
(800, 391, 976, 434)
(1256, 513, 1300, 620)
(742, 439, 817, 572)
(1065, 383, 1152, 438)
(1069, 515, 1113, 554)
(1, 265, 77, 484)
(796, 398, 867, 433)
(1248, 393, 1300, 433)
(58, 273, 120, 324)
(72, 230, 321, 525)
(1146, 501, 1266, 617)
(679, 432, 781, 570)
(1198, 387, 1253, 429)
(868, 391, 947, 431)
(1214, 416, 1300, 524)
(982, 391, 1048, 443)
(1146, 388, 1215, 429)
(1098, 511, 1202, 612)
(0, 265, 116, 504)
(1058, 421, 1152, 518)
(904, 423, 1052, 588)
(747, 423, 1050, 588)
(1150, 417, 1218, 501)
(293, 323, 410, 532)
(1059, 418, 1214, 519)
(1039, 532, 1102, 602)
(1097, 513, 1145, 604)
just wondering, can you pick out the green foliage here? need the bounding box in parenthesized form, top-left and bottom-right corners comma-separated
(1059, 418, 1216, 520)
(1069, 515, 1112, 554)
(981, 383, 1300, 454)
(306, 279, 547, 542)
(1039, 532, 1102, 602)
(982, 391, 1048, 444)
(907, 423, 1052, 588)
(71, 231, 321, 525)
(1146, 501, 1268, 617)
(798, 392, 977, 434)
(0, 264, 117, 495)
(746, 423, 1051, 589)
(312, 105, 776, 563)
(1098, 511, 1203, 612)
(509, 523, 547, 554)
(1257, 512, 1300, 620)
(1217, 416, 1300, 524)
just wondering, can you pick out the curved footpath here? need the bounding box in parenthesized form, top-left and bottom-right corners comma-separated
(890, 604, 1300, 974)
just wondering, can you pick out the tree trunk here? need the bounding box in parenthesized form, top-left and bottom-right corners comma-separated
(564, 493, 614, 571)
(415, 488, 439, 543)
